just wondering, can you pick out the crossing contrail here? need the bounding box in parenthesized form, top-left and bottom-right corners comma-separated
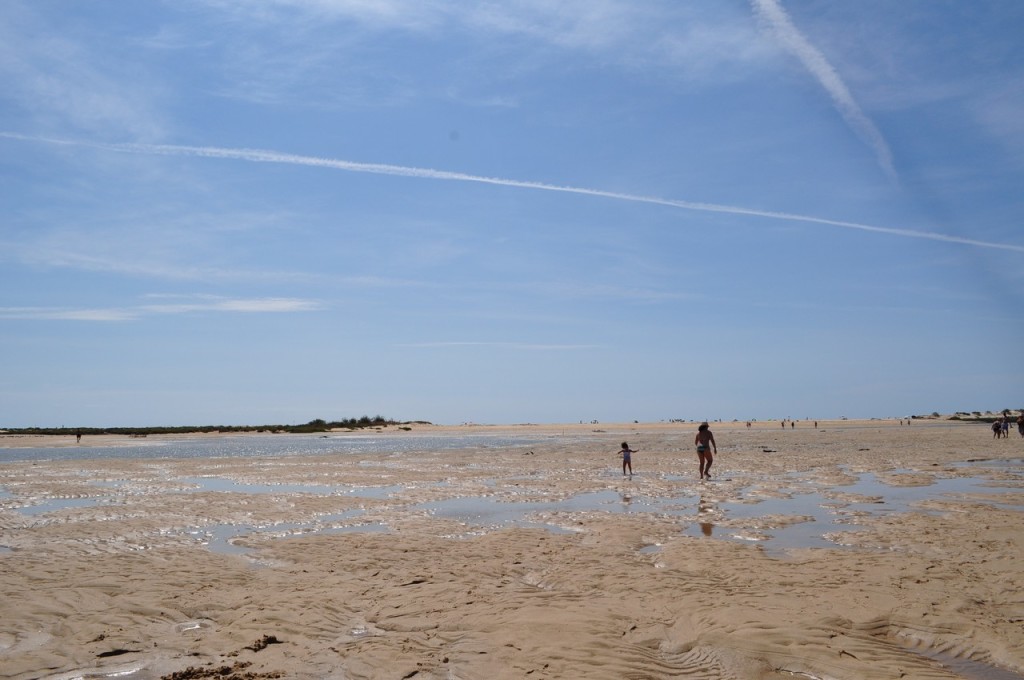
(751, 0, 897, 180)
(3, 132, 1021, 253)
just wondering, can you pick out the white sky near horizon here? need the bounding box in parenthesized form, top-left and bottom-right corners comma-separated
(1, 0, 1022, 428)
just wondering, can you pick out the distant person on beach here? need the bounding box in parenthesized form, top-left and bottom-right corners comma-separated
(1018, 414, 1024, 438)
(76, 430, 81, 443)
(695, 423, 717, 480)
(619, 442, 636, 477)
(992, 421, 1002, 439)
(1002, 417, 1010, 438)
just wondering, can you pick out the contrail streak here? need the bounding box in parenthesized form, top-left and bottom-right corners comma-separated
(751, 0, 897, 180)
(3, 132, 1021, 253)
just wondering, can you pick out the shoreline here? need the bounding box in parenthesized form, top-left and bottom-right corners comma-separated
(0, 417, 988, 450)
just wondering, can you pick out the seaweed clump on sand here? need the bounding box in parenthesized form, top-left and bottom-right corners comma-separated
(161, 661, 284, 679)
(161, 636, 286, 679)
(244, 635, 282, 652)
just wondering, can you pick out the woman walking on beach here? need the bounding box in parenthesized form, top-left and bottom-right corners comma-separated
(695, 423, 717, 480)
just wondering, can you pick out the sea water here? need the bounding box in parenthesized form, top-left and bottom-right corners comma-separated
(0, 432, 549, 462)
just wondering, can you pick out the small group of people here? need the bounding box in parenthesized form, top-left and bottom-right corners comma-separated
(992, 414, 1024, 439)
(617, 422, 718, 480)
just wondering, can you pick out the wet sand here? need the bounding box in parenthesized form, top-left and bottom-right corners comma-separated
(1, 420, 1023, 679)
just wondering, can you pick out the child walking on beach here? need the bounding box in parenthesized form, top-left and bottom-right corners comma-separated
(695, 423, 717, 480)
(619, 442, 636, 478)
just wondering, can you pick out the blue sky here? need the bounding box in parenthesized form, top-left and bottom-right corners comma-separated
(2, 0, 1022, 427)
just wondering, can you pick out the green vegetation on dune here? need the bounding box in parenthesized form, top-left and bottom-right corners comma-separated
(1, 416, 431, 436)
(948, 408, 1022, 424)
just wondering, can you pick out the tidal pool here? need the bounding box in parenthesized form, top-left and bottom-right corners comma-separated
(4, 461, 1021, 557)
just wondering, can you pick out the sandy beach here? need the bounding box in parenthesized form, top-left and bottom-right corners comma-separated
(1, 420, 1023, 679)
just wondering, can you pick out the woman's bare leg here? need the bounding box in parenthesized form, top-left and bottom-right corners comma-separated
(698, 452, 711, 479)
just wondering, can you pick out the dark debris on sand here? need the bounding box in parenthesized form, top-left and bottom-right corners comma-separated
(161, 637, 286, 680)
(160, 661, 284, 680)
(244, 635, 283, 653)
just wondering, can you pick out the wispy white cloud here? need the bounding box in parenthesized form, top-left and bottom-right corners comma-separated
(397, 341, 601, 351)
(204, 0, 449, 31)
(0, 307, 139, 321)
(194, 0, 766, 103)
(464, 0, 645, 52)
(459, 0, 765, 79)
(510, 280, 699, 303)
(8, 239, 298, 283)
(0, 296, 322, 321)
(750, 0, 897, 179)
(0, 1, 165, 139)
(140, 296, 323, 314)
(0, 1, 762, 121)
(973, 82, 1024, 161)
(2, 223, 441, 286)
(5, 133, 1019, 253)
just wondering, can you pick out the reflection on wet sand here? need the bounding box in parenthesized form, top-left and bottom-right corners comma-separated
(697, 494, 716, 537)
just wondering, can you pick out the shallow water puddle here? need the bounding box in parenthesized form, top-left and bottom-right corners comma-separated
(5, 464, 1022, 558)
(230, 487, 650, 538)
(958, 457, 1024, 469)
(179, 476, 412, 498)
(181, 476, 340, 495)
(899, 643, 1024, 680)
(41, 660, 151, 680)
(416, 489, 653, 525)
(683, 467, 1023, 552)
(13, 496, 115, 516)
(0, 433, 549, 463)
(837, 470, 1024, 508)
(934, 653, 1024, 680)
(416, 466, 1023, 551)
(681, 492, 865, 551)
(197, 509, 371, 555)
(5, 477, 411, 517)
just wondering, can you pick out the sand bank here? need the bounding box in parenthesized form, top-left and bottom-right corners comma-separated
(1, 420, 1022, 679)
